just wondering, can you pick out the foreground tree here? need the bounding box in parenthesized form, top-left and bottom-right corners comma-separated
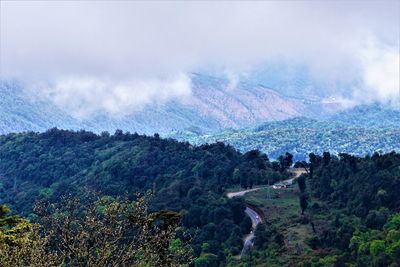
(0, 193, 193, 267)
(0, 205, 59, 266)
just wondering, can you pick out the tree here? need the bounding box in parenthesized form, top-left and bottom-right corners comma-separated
(370, 240, 385, 257)
(194, 253, 219, 267)
(0, 205, 58, 267)
(240, 171, 248, 188)
(0, 204, 31, 246)
(1, 194, 193, 267)
(322, 152, 331, 166)
(232, 168, 241, 184)
(227, 227, 243, 254)
(247, 175, 254, 189)
(285, 152, 294, 167)
(253, 224, 271, 250)
(241, 216, 253, 235)
(365, 209, 389, 229)
(278, 152, 293, 172)
(299, 194, 309, 215)
(309, 153, 318, 179)
(297, 174, 306, 193)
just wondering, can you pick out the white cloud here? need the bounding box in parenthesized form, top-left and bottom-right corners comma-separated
(356, 39, 400, 105)
(39, 74, 191, 118)
(1, 1, 399, 112)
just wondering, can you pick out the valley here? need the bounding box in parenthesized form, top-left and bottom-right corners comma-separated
(2, 131, 397, 266)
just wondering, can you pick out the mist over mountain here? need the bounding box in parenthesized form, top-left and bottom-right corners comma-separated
(1, 2, 400, 266)
(0, 73, 348, 135)
(0, 81, 79, 134)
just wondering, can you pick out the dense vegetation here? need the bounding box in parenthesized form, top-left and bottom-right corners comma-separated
(304, 151, 400, 266)
(1, 129, 399, 266)
(0, 194, 192, 266)
(237, 151, 400, 266)
(171, 116, 400, 161)
(0, 129, 286, 265)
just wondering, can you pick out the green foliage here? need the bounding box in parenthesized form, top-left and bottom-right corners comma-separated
(194, 253, 219, 267)
(310, 152, 400, 216)
(0, 205, 60, 266)
(170, 116, 400, 161)
(240, 216, 252, 235)
(349, 213, 400, 265)
(370, 240, 385, 256)
(0, 129, 278, 265)
(249, 151, 400, 266)
(318, 255, 337, 267)
(1, 195, 193, 267)
(1, 129, 400, 266)
(303, 152, 400, 266)
(0, 204, 32, 246)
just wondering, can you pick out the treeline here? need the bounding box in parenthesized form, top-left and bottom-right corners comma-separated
(0, 128, 287, 265)
(302, 151, 400, 266)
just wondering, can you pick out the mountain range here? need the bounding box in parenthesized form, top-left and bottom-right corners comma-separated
(170, 104, 400, 160)
(0, 73, 346, 135)
(2, 73, 399, 161)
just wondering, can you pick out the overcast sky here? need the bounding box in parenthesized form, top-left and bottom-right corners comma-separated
(1, 1, 399, 116)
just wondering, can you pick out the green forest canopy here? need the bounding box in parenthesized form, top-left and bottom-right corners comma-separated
(0, 129, 399, 266)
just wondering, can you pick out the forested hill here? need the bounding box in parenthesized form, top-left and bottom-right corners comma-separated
(304, 152, 400, 266)
(0, 129, 281, 212)
(170, 105, 400, 161)
(243, 151, 400, 266)
(0, 128, 286, 263)
(1, 129, 400, 266)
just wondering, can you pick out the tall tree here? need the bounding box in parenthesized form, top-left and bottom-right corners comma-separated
(297, 175, 306, 193)
(309, 153, 317, 179)
(299, 194, 308, 215)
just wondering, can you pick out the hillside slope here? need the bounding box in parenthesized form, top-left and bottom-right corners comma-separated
(0, 129, 285, 265)
(0, 82, 80, 134)
(0, 74, 343, 135)
(170, 105, 400, 160)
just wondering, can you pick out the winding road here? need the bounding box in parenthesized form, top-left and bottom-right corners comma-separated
(227, 168, 307, 258)
(240, 207, 262, 257)
(227, 192, 263, 258)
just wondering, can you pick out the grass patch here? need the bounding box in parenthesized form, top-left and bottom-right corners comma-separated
(244, 185, 315, 264)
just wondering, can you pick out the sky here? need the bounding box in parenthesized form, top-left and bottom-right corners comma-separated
(1, 1, 399, 117)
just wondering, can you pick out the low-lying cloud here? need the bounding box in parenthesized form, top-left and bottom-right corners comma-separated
(41, 74, 192, 118)
(356, 40, 400, 105)
(1, 1, 399, 115)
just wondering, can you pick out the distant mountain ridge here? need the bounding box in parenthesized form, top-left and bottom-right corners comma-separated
(326, 104, 400, 128)
(0, 74, 344, 135)
(0, 82, 79, 134)
(170, 105, 400, 160)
